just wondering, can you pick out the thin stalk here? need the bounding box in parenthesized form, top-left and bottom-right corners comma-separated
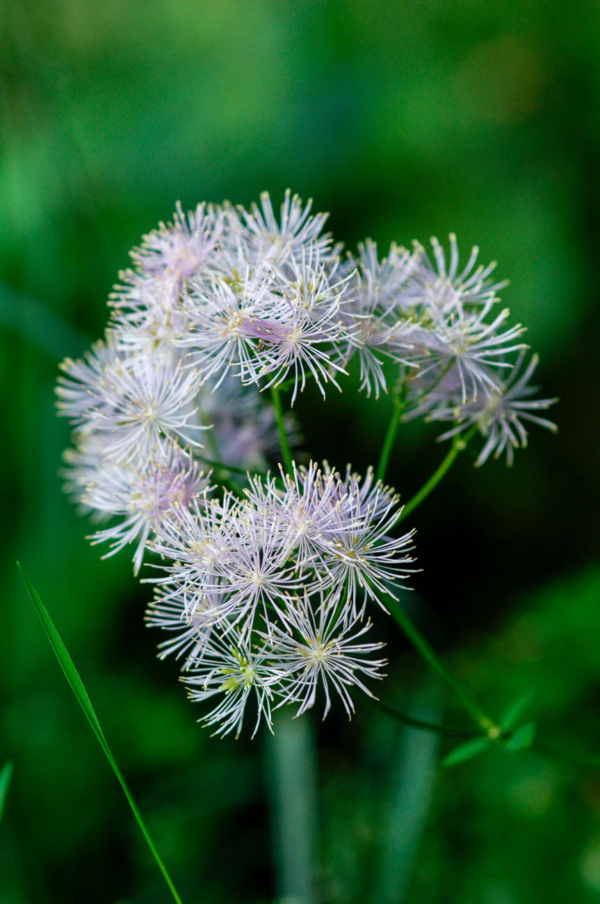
(376, 395, 404, 484)
(266, 712, 318, 904)
(271, 385, 293, 476)
(195, 454, 258, 478)
(389, 599, 501, 738)
(369, 699, 476, 739)
(395, 424, 478, 526)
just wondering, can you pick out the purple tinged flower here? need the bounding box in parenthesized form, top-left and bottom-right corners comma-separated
(150, 493, 302, 641)
(57, 339, 120, 421)
(58, 345, 207, 464)
(146, 587, 218, 663)
(246, 463, 342, 567)
(180, 270, 271, 387)
(315, 483, 417, 616)
(85, 446, 211, 574)
(181, 250, 352, 404)
(149, 495, 239, 616)
(431, 352, 558, 465)
(109, 277, 192, 355)
(408, 299, 527, 404)
(130, 201, 223, 283)
(55, 194, 558, 733)
(339, 240, 421, 397)
(198, 509, 304, 636)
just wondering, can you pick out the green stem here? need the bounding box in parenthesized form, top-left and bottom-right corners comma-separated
(376, 395, 404, 484)
(395, 425, 478, 526)
(271, 386, 294, 476)
(267, 712, 318, 904)
(369, 699, 476, 739)
(389, 599, 501, 738)
(196, 454, 266, 479)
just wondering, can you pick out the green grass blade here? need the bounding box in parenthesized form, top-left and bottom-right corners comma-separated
(18, 564, 184, 904)
(18, 565, 106, 746)
(0, 761, 14, 824)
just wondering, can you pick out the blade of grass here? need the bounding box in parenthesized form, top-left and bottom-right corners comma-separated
(0, 761, 14, 824)
(17, 564, 184, 904)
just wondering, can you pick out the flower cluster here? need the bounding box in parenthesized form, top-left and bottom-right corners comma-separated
(147, 463, 413, 735)
(56, 191, 556, 734)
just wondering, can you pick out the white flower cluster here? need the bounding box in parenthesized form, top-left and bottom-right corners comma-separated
(340, 234, 557, 464)
(147, 463, 414, 736)
(56, 191, 556, 734)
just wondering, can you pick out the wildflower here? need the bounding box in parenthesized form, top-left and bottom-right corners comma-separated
(147, 585, 223, 663)
(315, 478, 417, 615)
(85, 446, 210, 574)
(261, 592, 387, 718)
(407, 299, 527, 404)
(406, 234, 508, 311)
(340, 240, 420, 397)
(184, 633, 282, 737)
(240, 253, 351, 404)
(109, 276, 192, 355)
(180, 270, 266, 387)
(430, 352, 558, 465)
(238, 189, 334, 267)
(131, 201, 222, 282)
(56, 192, 557, 734)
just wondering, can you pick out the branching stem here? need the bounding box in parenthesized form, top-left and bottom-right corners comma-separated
(388, 599, 501, 737)
(394, 424, 479, 526)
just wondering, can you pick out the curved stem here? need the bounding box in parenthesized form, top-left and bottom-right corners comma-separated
(395, 424, 479, 526)
(271, 386, 294, 476)
(389, 599, 501, 738)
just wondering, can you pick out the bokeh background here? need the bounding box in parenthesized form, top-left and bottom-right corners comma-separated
(1, 1, 600, 902)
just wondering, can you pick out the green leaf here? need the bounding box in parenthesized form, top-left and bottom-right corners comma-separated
(503, 721, 537, 753)
(18, 565, 107, 749)
(18, 564, 184, 904)
(442, 736, 491, 767)
(500, 691, 534, 731)
(0, 761, 14, 824)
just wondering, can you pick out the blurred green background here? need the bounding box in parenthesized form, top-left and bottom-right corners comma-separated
(1, 1, 600, 902)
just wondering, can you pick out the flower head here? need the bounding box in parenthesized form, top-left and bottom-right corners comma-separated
(57, 193, 557, 735)
(261, 592, 387, 718)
